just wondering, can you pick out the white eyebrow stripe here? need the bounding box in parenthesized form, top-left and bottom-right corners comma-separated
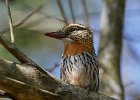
(68, 24, 86, 29)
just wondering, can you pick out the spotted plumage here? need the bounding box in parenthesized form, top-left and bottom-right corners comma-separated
(45, 23, 99, 92)
(61, 51, 99, 91)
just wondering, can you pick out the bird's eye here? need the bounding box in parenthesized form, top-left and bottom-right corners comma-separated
(71, 28, 78, 32)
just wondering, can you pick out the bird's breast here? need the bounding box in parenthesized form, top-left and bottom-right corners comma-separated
(63, 42, 92, 56)
(60, 52, 97, 87)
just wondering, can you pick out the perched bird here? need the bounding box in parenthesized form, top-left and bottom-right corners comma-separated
(45, 23, 99, 92)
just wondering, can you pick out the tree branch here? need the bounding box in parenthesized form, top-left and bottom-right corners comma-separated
(0, 75, 61, 100)
(1, 1, 66, 35)
(47, 63, 60, 73)
(68, 0, 76, 22)
(1, 2, 45, 34)
(56, 0, 68, 24)
(23, 3, 65, 23)
(81, 0, 89, 26)
(0, 58, 58, 92)
(0, 58, 116, 100)
(14, 3, 44, 29)
(0, 34, 48, 76)
(5, 0, 15, 43)
(98, 0, 125, 99)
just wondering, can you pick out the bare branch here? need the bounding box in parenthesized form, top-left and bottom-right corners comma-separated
(123, 35, 140, 43)
(0, 34, 48, 76)
(81, 0, 89, 26)
(1, 2, 45, 34)
(56, 0, 68, 24)
(0, 58, 58, 92)
(0, 75, 61, 100)
(47, 63, 60, 73)
(14, 3, 45, 28)
(68, 0, 76, 22)
(0, 58, 116, 100)
(5, 0, 15, 43)
(124, 81, 134, 87)
(0, 1, 66, 34)
(23, 3, 65, 23)
(98, 0, 125, 99)
(127, 42, 140, 63)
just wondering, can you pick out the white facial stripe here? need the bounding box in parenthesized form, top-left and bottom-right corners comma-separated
(69, 24, 86, 29)
(62, 38, 73, 43)
(64, 24, 86, 30)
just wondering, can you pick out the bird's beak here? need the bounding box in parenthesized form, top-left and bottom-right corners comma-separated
(44, 31, 67, 39)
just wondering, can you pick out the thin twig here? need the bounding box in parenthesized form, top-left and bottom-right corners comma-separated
(14, 3, 44, 28)
(41, 14, 65, 22)
(56, 0, 68, 24)
(124, 81, 134, 87)
(1, 2, 45, 34)
(81, 0, 89, 26)
(5, 0, 14, 43)
(23, 3, 65, 23)
(1, 2, 65, 34)
(68, 0, 76, 22)
(124, 35, 140, 43)
(127, 42, 140, 62)
(47, 63, 60, 73)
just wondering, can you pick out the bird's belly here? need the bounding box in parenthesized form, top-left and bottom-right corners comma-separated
(67, 69, 90, 88)
(61, 55, 91, 88)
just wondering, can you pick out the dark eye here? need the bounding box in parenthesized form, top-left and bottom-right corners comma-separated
(71, 27, 78, 32)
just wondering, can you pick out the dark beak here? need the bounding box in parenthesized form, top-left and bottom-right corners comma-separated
(44, 31, 67, 39)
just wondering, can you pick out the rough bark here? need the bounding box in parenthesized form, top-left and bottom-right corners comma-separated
(0, 58, 116, 100)
(98, 0, 125, 99)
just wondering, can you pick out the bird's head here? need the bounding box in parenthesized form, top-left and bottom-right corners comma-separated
(45, 23, 93, 55)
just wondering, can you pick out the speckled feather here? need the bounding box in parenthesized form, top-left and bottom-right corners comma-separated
(60, 51, 99, 92)
(60, 23, 99, 92)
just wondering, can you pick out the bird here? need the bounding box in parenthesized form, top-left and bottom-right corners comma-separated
(44, 23, 99, 92)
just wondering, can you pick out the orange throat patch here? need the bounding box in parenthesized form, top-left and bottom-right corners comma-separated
(63, 42, 92, 55)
